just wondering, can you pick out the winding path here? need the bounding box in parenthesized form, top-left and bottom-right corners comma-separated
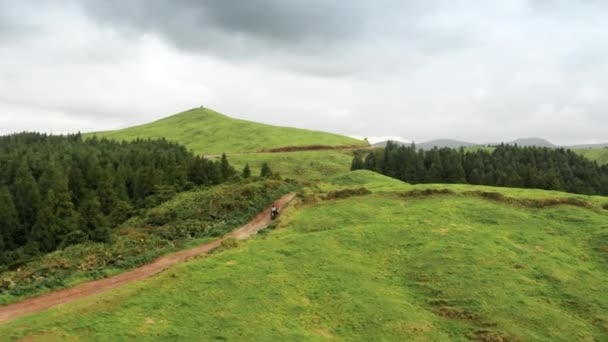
(0, 192, 296, 324)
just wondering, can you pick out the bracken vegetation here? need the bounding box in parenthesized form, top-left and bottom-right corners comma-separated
(0, 179, 294, 304)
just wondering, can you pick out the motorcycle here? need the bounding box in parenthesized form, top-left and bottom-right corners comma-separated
(271, 208, 279, 220)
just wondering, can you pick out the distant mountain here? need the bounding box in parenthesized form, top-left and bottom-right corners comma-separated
(371, 140, 410, 147)
(567, 143, 608, 149)
(373, 139, 477, 150)
(372, 137, 607, 151)
(506, 138, 555, 147)
(416, 139, 477, 150)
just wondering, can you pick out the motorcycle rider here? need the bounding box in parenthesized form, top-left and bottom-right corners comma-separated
(271, 204, 279, 219)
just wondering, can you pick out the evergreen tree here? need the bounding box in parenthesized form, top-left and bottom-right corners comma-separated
(97, 165, 118, 215)
(31, 190, 60, 252)
(468, 168, 482, 185)
(220, 153, 233, 181)
(426, 150, 443, 183)
(242, 163, 251, 178)
(351, 155, 364, 171)
(352, 143, 608, 196)
(0, 185, 20, 250)
(79, 192, 110, 243)
(12, 162, 40, 244)
(260, 162, 273, 178)
(206, 161, 223, 184)
(364, 153, 377, 171)
(68, 165, 87, 206)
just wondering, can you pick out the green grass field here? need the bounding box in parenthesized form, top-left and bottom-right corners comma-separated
(227, 149, 357, 181)
(87, 108, 367, 155)
(4, 171, 607, 341)
(574, 148, 608, 165)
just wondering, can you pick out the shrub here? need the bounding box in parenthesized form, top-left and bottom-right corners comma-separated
(145, 208, 178, 226)
(400, 189, 455, 198)
(465, 191, 594, 209)
(324, 187, 371, 200)
(602, 202, 608, 210)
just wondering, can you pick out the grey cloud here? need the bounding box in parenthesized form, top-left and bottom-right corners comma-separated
(1, 0, 608, 144)
(81, 1, 367, 47)
(77, 0, 469, 77)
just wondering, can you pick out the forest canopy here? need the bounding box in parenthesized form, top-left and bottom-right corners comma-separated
(0, 133, 235, 264)
(352, 142, 608, 196)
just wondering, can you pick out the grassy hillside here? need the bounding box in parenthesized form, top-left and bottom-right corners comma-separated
(87, 108, 367, 155)
(227, 149, 357, 181)
(0, 180, 294, 306)
(574, 148, 608, 165)
(4, 171, 607, 341)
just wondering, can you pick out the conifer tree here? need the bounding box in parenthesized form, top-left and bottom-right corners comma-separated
(220, 153, 233, 181)
(0, 185, 20, 250)
(350, 155, 364, 171)
(13, 162, 41, 243)
(242, 163, 251, 178)
(97, 165, 118, 215)
(260, 162, 272, 178)
(207, 161, 223, 184)
(79, 192, 110, 243)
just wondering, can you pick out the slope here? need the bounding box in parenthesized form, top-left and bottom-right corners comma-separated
(574, 148, 608, 166)
(4, 172, 607, 341)
(87, 108, 367, 155)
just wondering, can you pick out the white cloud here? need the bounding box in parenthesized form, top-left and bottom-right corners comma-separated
(0, 1, 607, 145)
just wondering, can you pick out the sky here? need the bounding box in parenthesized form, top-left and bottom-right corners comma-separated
(1, 0, 607, 145)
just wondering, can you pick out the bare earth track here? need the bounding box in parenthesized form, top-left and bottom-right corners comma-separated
(0, 192, 296, 324)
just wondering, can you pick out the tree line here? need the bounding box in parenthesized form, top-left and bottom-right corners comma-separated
(352, 142, 608, 196)
(0, 133, 238, 264)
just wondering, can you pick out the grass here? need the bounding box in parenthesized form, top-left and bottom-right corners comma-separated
(86, 108, 367, 155)
(574, 148, 608, 165)
(3, 174, 607, 341)
(227, 149, 357, 181)
(0, 180, 294, 306)
(322, 170, 608, 208)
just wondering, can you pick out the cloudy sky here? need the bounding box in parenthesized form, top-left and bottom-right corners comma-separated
(1, 0, 607, 144)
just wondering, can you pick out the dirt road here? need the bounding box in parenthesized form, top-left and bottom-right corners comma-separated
(0, 192, 296, 324)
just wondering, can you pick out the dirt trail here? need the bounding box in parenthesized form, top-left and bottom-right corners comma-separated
(0, 192, 296, 324)
(203, 145, 376, 159)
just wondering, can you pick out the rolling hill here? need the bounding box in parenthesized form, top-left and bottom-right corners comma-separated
(4, 109, 608, 340)
(416, 139, 477, 150)
(508, 137, 555, 147)
(87, 107, 368, 155)
(3, 171, 607, 340)
(574, 147, 608, 165)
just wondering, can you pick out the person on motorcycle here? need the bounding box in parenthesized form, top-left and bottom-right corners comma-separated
(271, 204, 279, 219)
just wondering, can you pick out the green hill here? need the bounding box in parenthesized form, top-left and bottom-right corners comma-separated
(227, 149, 358, 181)
(87, 108, 367, 155)
(574, 148, 608, 165)
(4, 172, 607, 341)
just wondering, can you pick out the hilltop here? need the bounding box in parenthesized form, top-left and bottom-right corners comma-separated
(508, 137, 555, 147)
(87, 108, 367, 155)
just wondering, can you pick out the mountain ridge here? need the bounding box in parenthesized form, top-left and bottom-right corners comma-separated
(373, 137, 608, 150)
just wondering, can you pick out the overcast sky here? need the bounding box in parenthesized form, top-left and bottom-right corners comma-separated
(1, 0, 607, 144)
